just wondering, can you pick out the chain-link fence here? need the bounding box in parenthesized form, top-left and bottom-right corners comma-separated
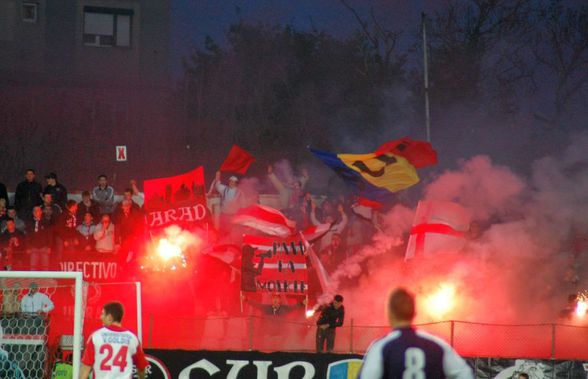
(145, 316, 588, 359)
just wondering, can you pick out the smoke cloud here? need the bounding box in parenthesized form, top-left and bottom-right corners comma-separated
(333, 133, 588, 327)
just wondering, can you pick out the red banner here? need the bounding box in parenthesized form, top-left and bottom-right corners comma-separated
(143, 166, 208, 230)
(241, 235, 308, 295)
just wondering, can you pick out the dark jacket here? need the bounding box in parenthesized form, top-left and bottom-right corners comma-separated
(0, 182, 7, 206)
(56, 210, 78, 240)
(316, 303, 345, 329)
(113, 207, 144, 244)
(77, 200, 101, 223)
(43, 183, 68, 208)
(14, 181, 42, 219)
(25, 218, 53, 249)
(1, 230, 26, 252)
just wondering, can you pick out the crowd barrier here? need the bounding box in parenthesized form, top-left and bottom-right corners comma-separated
(144, 315, 588, 360)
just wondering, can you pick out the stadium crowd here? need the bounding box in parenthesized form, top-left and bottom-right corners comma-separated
(0, 165, 382, 273)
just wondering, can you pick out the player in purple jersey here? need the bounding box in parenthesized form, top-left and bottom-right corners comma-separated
(359, 288, 473, 379)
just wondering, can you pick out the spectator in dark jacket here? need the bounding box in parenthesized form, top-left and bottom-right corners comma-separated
(113, 200, 143, 247)
(56, 200, 79, 251)
(1, 218, 25, 269)
(0, 182, 8, 207)
(316, 294, 345, 353)
(25, 206, 52, 270)
(43, 172, 68, 209)
(14, 169, 43, 221)
(77, 191, 101, 223)
(113, 188, 142, 215)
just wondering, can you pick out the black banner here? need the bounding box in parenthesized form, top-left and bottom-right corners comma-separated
(141, 350, 588, 379)
(143, 350, 363, 379)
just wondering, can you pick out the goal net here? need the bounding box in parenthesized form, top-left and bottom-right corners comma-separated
(0, 271, 84, 379)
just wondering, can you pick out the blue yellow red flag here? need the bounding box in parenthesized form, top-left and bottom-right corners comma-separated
(310, 147, 420, 198)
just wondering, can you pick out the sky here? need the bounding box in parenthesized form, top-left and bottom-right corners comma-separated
(170, 0, 444, 78)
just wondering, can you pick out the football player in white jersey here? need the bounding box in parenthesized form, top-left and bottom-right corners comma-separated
(359, 288, 473, 379)
(80, 302, 148, 379)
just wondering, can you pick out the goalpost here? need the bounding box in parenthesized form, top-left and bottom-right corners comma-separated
(0, 271, 84, 379)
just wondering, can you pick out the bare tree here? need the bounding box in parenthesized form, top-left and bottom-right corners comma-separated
(339, 0, 406, 83)
(533, 1, 588, 117)
(427, 0, 533, 108)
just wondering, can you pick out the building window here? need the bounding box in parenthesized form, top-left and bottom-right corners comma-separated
(22, 3, 38, 23)
(83, 7, 133, 47)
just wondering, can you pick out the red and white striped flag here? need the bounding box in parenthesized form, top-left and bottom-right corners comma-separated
(301, 223, 332, 243)
(351, 197, 383, 220)
(299, 232, 333, 296)
(232, 204, 296, 237)
(242, 234, 308, 294)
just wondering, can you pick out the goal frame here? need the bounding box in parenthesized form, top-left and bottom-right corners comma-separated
(0, 270, 84, 379)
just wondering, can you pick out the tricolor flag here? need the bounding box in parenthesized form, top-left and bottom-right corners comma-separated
(404, 200, 471, 260)
(375, 138, 437, 169)
(310, 138, 436, 201)
(220, 145, 255, 175)
(232, 204, 296, 237)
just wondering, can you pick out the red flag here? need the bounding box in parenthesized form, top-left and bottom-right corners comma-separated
(220, 145, 255, 174)
(232, 204, 296, 237)
(375, 138, 438, 169)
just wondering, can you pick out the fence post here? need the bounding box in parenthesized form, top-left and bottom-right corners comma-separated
(551, 323, 556, 359)
(349, 318, 354, 353)
(248, 316, 254, 351)
(148, 314, 153, 348)
(450, 320, 455, 347)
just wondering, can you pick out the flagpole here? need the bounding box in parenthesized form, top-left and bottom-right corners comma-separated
(422, 12, 431, 143)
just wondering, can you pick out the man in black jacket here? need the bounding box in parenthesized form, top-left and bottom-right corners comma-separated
(14, 169, 43, 222)
(316, 294, 345, 353)
(0, 181, 8, 206)
(43, 172, 68, 209)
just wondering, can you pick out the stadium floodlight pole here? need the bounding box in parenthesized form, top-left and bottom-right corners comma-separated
(422, 12, 432, 143)
(0, 271, 84, 379)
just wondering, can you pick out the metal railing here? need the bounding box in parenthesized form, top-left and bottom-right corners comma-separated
(144, 316, 588, 359)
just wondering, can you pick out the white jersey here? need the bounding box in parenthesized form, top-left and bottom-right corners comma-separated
(82, 325, 148, 379)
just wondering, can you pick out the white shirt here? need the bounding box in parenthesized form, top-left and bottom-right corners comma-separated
(82, 325, 148, 379)
(20, 292, 55, 313)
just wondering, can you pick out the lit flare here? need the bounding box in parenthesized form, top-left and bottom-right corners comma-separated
(424, 283, 456, 320)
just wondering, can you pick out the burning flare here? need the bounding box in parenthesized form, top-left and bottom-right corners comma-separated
(423, 283, 456, 320)
(575, 295, 587, 318)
